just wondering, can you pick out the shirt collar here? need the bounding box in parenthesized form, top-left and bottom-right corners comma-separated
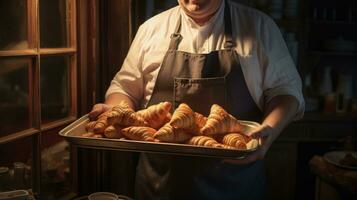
(179, 0, 225, 29)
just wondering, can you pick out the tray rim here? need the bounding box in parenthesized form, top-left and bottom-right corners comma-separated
(59, 114, 261, 159)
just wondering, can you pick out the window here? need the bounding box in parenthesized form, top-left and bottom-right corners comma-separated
(0, 0, 77, 198)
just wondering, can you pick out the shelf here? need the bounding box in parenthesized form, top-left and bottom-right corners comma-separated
(276, 19, 300, 25)
(307, 51, 357, 57)
(275, 19, 301, 30)
(309, 20, 357, 25)
(301, 112, 357, 122)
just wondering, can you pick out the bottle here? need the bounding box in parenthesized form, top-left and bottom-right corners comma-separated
(304, 73, 319, 112)
(13, 162, 25, 189)
(0, 166, 10, 191)
(336, 74, 353, 113)
(319, 66, 333, 95)
(318, 66, 334, 113)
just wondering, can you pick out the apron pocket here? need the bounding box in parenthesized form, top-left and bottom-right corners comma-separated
(174, 77, 227, 116)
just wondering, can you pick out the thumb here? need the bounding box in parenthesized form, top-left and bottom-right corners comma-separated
(247, 125, 271, 138)
(89, 104, 111, 120)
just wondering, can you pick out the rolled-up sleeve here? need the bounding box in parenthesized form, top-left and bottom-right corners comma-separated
(261, 17, 305, 120)
(105, 26, 146, 108)
(263, 56, 305, 120)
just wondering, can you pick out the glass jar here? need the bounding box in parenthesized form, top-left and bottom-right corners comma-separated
(13, 162, 25, 189)
(0, 166, 10, 191)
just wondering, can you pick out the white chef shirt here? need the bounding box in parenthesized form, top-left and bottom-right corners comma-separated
(106, 0, 305, 120)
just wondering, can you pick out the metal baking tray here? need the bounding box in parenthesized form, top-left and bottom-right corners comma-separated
(59, 115, 261, 159)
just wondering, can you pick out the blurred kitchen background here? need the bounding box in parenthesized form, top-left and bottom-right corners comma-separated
(0, 0, 356, 199)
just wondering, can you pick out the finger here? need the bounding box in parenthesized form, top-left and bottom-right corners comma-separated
(88, 110, 100, 120)
(89, 104, 105, 120)
(246, 126, 262, 137)
(247, 129, 263, 138)
(247, 126, 270, 138)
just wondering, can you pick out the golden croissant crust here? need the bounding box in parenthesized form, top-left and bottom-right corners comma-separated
(93, 111, 111, 134)
(201, 104, 244, 135)
(154, 123, 192, 143)
(186, 112, 207, 135)
(121, 126, 157, 142)
(220, 133, 250, 149)
(169, 103, 195, 129)
(85, 121, 97, 132)
(104, 124, 123, 139)
(107, 102, 147, 127)
(187, 136, 234, 149)
(137, 101, 172, 129)
(82, 132, 95, 137)
(194, 112, 207, 129)
(92, 134, 103, 138)
(82, 132, 103, 138)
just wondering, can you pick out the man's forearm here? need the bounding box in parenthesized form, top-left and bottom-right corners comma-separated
(262, 95, 300, 141)
(105, 93, 136, 110)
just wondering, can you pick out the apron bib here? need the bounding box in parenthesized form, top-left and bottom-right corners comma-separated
(135, 2, 265, 199)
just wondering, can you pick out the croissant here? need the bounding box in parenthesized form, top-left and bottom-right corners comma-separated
(219, 133, 250, 149)
(85, 121, 97, 132)
(121, 126, 157, 142)
(194, 112, 207, 129)
(104, 124, 123, 139)
(154, 123, 192, 143)
(186, 112, 207, 135)
(137, 101, 172, 129)
(187, 136, 234, 149)
(82, 132, 103, 138)
(82, 132, 95, 137)
(201, 104, 244, 135)
(169, 103, 195, 129)
(93, 111, 111, 134)
(107, 102, 147, 127)
(92, 134, 103, 138)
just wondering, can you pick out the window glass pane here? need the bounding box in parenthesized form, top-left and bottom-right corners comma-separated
(0, 58, 31, 136)
(40, 0, 69, 48)
(40, 55, 71, 123)
(40, 129, 71, 199)
(0, 136, 33, 191)
(0, 0, 29, 50)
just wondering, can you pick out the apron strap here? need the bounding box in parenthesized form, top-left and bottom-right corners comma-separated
(169, 15, 182, 50)
(224, 1, 235, 49)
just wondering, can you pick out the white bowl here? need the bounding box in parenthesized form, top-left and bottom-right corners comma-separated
(88, 192, 119, 200)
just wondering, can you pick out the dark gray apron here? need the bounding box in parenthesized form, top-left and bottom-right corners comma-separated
(135, 2, 265, 199)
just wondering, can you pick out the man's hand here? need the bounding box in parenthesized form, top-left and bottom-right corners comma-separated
(88, 103, 113, 120)
(223, 124, 275, 165)
(88, 93, 136, 121)
(222, 95, 300, 165)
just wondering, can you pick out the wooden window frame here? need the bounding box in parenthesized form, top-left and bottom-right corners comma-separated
(0, 0, 78, 143)
(0, 0, 78, 198)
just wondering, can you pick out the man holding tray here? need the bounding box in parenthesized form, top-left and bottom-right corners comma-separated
(90, 0, 305, 199)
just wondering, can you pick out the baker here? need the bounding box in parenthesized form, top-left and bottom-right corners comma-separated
(90, 0, 305, 199)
